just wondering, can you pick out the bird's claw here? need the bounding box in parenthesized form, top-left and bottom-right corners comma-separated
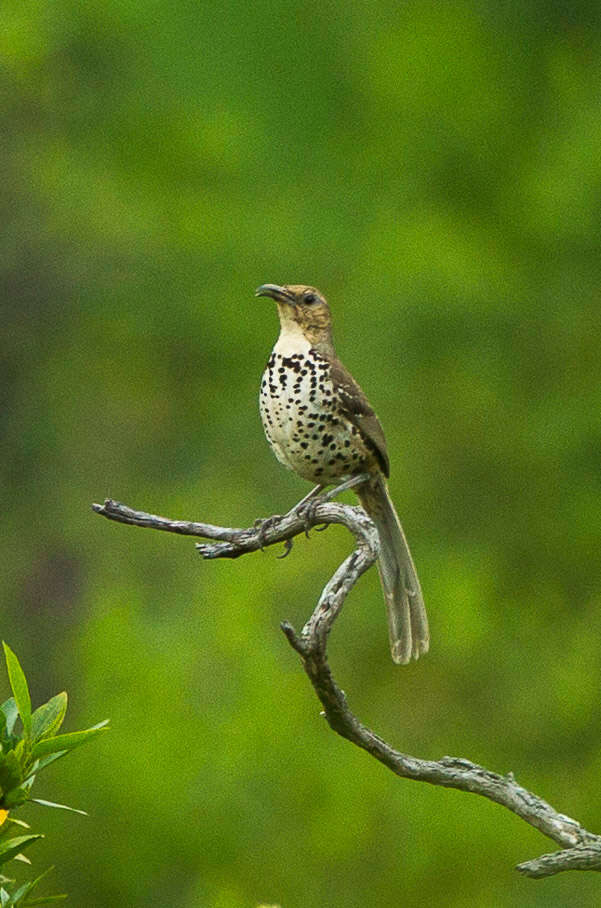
(254, 516, 294, 558)
(295, 497, 327, 538)
(277, 538, 294, 559)
(253, 515, 282, 551)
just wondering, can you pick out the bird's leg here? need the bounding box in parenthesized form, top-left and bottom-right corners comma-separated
(289, 485, 326, 539)
(320, 472, 371, 502)
(290, 484, 325, 513)
(253, 485, 323, 557)
(255, 485, 325, 557)
(311, 472, 371, 531)
(293, 473, 371, 537)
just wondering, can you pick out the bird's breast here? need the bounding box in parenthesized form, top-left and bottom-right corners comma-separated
(259, 346, 368, 482)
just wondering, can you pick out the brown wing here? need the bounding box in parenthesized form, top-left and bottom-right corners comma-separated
(328, 357, 390, 477)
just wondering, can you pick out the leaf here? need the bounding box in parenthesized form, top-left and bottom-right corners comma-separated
(11, 743, 24, 765)
(30, 721, 109, 761)
(31, 695, 67, 744)
(5, 864, 52, 905)
(0, 702, 18, 741)
(2, 648, 31, 742)
(5, 879, 34, 904)
(31, 799, 87, 816)
(5, 819, 29, 830)
(0, 836, 42, 867)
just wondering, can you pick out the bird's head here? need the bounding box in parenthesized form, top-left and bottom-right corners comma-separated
(255, 284, 333, 349)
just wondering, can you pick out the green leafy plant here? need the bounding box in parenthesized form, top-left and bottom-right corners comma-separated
(0, 643, 108, 904)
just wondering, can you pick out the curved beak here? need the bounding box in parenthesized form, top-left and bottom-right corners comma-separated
(255, 284, 295, 304)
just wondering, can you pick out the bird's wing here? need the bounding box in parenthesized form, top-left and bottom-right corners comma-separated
(328, 357, 390, 477)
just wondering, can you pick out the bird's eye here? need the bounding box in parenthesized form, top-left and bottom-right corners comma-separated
(304, 292, 317, 304)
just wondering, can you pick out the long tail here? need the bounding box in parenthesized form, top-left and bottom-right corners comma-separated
(357, 475, 429, 664)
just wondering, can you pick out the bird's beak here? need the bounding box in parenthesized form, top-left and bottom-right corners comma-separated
(255, 284, 295, 304)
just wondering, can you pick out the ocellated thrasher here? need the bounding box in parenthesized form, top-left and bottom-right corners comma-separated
(255, 283, 429, 664)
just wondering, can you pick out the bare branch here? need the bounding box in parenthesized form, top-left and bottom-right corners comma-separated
(517, 842, 601, 877)
(92, 498, 376, 561)
(92, 496, 601, 877)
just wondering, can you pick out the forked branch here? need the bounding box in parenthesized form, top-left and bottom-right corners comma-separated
(92, 497, 601, 878)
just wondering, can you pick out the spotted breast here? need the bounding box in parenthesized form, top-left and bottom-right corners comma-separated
(259, 335, 371, 484)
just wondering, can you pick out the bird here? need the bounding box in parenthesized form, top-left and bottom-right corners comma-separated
(255, 283, 429, 664)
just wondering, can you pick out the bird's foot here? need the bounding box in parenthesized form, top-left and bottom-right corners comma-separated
(253, 516, 295, 559)
(277, 538, 294, 559)
(283, 484, 326, 538)
(291, 474, 372, 536)
(253, 515, 281, 550)
(294, 496, 329, 538)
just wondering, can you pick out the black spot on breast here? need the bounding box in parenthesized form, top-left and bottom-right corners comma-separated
(321, 434, 334, 446)
(281, 356, 302, 372)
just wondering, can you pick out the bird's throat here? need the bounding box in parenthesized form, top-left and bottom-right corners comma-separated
(274, 319, 312, 357)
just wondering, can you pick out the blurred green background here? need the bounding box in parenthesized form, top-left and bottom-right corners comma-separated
(3, 0, 601, 905)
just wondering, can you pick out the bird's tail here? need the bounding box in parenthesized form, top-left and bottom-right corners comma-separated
(357, 475, 429, 664)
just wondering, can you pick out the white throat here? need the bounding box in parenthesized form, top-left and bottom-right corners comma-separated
(273, 320, 312, 357)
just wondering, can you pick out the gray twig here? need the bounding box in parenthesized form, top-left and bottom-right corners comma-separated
(92, 496, 601, 878)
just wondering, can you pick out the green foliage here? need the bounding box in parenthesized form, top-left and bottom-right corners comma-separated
(30, 697, 67, 746)
(0, 646, 107, 905)
(0, 866, 67, 906)
(2, 649, 31, 744)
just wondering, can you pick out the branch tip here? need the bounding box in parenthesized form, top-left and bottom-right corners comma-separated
(280, 621, 306, 656)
